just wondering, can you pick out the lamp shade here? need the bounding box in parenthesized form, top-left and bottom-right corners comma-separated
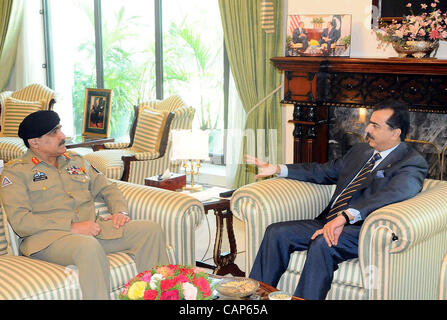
(171, 130, 210, 161)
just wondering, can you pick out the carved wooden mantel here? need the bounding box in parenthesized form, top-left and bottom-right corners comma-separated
(271, 56, 447, 164)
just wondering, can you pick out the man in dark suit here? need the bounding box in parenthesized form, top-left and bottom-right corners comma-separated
(319, 21, 337, 48)
(292, 21, 308, 51)
(247, 99, 428, 299)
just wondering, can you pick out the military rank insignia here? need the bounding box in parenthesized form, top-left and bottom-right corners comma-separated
(33, 171, 48, 182)
(66, 166, 87, 175)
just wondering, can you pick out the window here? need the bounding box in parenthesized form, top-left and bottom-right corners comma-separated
(43, 0, 226, 159)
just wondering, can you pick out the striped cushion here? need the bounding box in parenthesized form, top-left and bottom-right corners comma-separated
(132, 108, 170, 153)
(0, 137, 27, 162)
(0, 252, 137, 300)
(277, 251, 365, 299)
(0, 97, 44, 137)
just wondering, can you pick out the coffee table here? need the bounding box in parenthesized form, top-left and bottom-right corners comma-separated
(209, 274, 302, 300)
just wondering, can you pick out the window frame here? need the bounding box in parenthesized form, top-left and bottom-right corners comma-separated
(42, 0, 228, 164)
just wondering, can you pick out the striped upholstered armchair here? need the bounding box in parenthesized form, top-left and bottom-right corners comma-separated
(440, 253, 447, 300)
(84, 96, 195, 185)
(231, 177, 447, 300)
(0, 180, 204, 299)
(0, 84, 56, 162)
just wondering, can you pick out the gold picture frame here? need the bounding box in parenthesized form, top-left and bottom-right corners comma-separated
(82, 88, 112, 137)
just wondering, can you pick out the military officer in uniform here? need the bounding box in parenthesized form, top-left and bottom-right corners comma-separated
(0, 110, 169, 299)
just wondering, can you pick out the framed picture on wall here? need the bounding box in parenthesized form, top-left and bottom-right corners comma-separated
(82, 88, 113, 137)
(286, 14, 352, 57)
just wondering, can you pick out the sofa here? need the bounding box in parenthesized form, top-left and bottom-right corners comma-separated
(0, 180, 204, 299)
(231, 177, 447, 300)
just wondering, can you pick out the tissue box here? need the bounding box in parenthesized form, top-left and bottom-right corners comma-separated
(144, 173, 186, 191)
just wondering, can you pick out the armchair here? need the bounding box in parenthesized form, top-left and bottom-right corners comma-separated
(0, 84, 56, 162)
(231, 177, 447, 300)
(84, 95, 195, 185)
(440, 253, 447, 300)
(0, 179, 204, 299)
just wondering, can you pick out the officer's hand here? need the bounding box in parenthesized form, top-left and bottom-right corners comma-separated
(70, 221, 101, 236)
(103, 213, 130, 229)
(245, 154, 280, 180)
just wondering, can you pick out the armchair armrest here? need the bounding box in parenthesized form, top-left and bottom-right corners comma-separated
(230, 177, 335, 273)
(104, 142, 131, 149)
(114, 180, 204, 266)
(231, 177, 335, 224)
(120, 152, 162, 182)
(358, 181, 447, 299)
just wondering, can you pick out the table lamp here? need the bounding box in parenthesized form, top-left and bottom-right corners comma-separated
(171, 130, 210, 191)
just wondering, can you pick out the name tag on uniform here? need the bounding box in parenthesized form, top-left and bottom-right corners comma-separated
(33, 171, 48, 182)
(66, 166, 87, 175)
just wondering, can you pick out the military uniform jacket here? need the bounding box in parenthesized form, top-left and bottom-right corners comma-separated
(0, 150, 129, 256)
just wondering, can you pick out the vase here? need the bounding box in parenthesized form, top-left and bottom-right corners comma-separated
(392, 40, 439, 59)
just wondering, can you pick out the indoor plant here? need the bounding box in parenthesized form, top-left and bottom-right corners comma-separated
(375, 1, 447, 58)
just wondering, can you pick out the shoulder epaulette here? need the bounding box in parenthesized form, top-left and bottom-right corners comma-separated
(65, 150, 80, 157)
(5, 158, 25, 167)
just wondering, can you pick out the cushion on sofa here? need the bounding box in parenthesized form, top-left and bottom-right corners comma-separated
(0, 252, 137, 300)
(132, 108, 170, 153)
(0, 97, 45, 137)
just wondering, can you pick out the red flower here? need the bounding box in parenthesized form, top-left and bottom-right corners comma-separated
(175, 274, 190, 284)
(160, 290, 179, 300)
(143, 290, 158, 300)
(160, 278, 178, 291)
(193, 277, 211, 297)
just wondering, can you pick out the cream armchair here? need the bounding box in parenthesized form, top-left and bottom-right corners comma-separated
(440, 253, 447, 300)
(0, 84, 56, 162)
(84, 95, 195, 185)
(0, 180, 204, 299)
(231, 177, 447, 300)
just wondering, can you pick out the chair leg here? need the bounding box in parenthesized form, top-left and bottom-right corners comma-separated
(121, 155, 137, 181)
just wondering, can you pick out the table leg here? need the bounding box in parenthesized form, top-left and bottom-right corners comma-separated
(213, 208, 245, 277)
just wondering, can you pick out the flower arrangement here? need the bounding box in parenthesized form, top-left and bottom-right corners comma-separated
(119, 265, 213, 300)
(375, 0, 447, 49)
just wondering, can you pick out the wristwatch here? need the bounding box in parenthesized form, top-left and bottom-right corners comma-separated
(337, 211, 350, 224)
(120, 212, 129, 216)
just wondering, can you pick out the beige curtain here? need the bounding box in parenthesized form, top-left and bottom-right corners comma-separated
(0, 0, 24, 91)
(219, 0, 283, 188)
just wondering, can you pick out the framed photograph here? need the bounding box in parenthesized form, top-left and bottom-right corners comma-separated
(286, 14, 352, 57)
(82, 88, 112, 137)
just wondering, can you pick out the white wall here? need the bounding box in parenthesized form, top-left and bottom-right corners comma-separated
(282, 0, 447, 163)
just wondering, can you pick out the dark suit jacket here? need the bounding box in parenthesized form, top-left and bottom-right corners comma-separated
(319, 27, 338, 46)
(286, 143, 428, 223)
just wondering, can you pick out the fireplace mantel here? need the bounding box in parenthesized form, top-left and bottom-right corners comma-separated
(271, 56, 447, 164)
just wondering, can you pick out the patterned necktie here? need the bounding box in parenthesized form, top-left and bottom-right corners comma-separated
(325, 152, 382, 221)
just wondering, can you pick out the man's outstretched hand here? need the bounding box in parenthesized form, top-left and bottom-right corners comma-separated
(245, 155, 280, 180)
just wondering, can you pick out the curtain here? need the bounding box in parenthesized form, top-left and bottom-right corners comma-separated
(219, 0, 284, 188)
(0, 0, 24, 91)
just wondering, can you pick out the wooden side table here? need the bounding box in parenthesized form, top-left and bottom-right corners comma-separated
(144, 176, 245, 277)
(200, 197, 245, 277)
